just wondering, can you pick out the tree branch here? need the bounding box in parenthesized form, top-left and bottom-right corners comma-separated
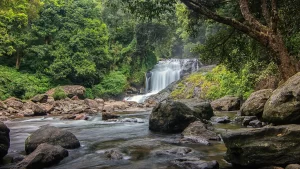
(239, 0, 268, 32)
(180, 0, 269, 46)
(261, 0, 271, 26)
(270, 0, 278, 32)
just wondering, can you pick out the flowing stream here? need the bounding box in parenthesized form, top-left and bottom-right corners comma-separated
(2, 111, 240, 169)
(125, 59, 200, 103)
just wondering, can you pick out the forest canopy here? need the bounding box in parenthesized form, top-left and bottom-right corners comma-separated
(1, 0, 300, 100)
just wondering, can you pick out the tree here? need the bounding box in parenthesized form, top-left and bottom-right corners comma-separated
(122, 0, 300, 80)
(0, 0, 43, 69)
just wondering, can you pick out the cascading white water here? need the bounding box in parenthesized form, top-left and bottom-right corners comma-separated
(125, 59, 200, 103)
(149, 60, 181, 92)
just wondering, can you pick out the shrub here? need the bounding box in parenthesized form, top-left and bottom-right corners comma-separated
(170, 64, 257, 100)
(53, 87, 67, 100)
(0, 66, 52, 100)
(92, 71, 128, 97)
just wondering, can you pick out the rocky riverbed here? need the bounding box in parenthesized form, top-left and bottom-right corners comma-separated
(2, 72, 300, 169)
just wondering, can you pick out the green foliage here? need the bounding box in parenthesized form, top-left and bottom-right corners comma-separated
(0, 66, 51, 100)
(52, 87, 67, 100)
(92, 71, 128, 98)
(171, 64, 258, 100)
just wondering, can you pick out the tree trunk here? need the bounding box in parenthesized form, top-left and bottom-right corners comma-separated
(268, 34, 298, 80)
(16, 51, 20, 70)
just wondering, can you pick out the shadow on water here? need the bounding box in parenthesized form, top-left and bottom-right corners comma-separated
(1, 110, 242, 169)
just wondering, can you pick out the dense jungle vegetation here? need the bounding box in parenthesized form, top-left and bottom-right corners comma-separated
(0, 0, 299, 100)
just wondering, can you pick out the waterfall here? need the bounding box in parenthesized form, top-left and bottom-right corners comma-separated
(125, 59, 200, 103)
(148, 60, 181, 93)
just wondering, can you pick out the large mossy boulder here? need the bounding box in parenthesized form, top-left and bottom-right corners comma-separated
(149, 101, 197, 133)
(241, 89, 273, 118)
(177, 99, 214, 120)
(25, 126, 80, 154)
(222, 124, 300, 168)
(263, 72, 300, 124)
(13, 143, 68, 169)
(0, 122, 9, 159)
(211, 96, 240, 111)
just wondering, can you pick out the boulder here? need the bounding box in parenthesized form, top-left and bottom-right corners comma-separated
(104, 149, 123, 160)
(286, 164, 300, 169)
(13, 143, 68, 169)
(0, 122, 10, 159)
(177, 99, 214, 120)
(102, 112, 119, 121)
(74, 114, 88, 120)
(181, 121, 220, 145)
(242, 116, 258, 126)
(47, 85, 86, 99)
(170, 157, 219, 169)
(211, 96, 240, 111)
(31, 104, 48, 116)
(25, 126, 80, 154)
(84, 99, 101, 110)
(263, 73, 300, 124)
(222, 124, 300, 168)
(4, 97, 23, 110)
(241, 89, 273, 118)
(149, 101, 197, 133)
(31, 94, 48, 103)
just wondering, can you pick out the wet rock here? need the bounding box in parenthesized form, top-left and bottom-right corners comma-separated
(263, 72, 300, 124)
(102, 112, 119, 120)
(248, 120, 264, 128)
(181, 121, 220, 145)
(233, 116, 246, 124)
(149, 101, 197, 133)
(120, 118, 144, 123)
(0, 122, 10, 159)
(74, 114, 88, 120)
(46, 85, 86, 99)
(31, 94, 48, 103)
(177, 99, 214, 120)
(286, 164, 300, 169)
(222, 124, 300, 168)
(210, 116, 231, 123)
(13, 143, 68, 169)
(25, 125, 80, 154)
(167, 147, 193, 156)
(242, 116, 257, 126)
(61, 114, 76, 120)
(170, 157, 219, 169)
(4, 97, 23, 110)
(154, 147, 193, 157)
(104, 149, 123, 160)
(211, 96, 241, 111)
(241, 89, 273, 118)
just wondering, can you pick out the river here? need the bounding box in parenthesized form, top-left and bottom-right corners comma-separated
(1, 111, 238, 169)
